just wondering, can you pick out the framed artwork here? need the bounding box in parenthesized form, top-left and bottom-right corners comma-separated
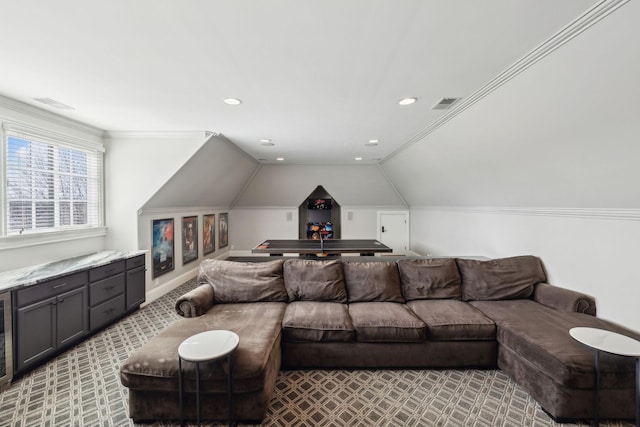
(152, 218, 174, 278)
(219, 213, 228, 249)
(203, 214, 215, 255)
(182, 216, 198, 265)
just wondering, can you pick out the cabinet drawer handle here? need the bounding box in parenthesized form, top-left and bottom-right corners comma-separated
(52, 283, 67, 289)
(105, 285, 115, 291)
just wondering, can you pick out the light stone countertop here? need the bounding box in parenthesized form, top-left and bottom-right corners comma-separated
(0, 250, 146, 292)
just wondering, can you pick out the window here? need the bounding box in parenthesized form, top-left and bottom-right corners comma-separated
(2, 126, 104, 239)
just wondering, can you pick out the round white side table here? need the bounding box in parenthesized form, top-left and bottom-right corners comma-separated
(570, 327, 640, 427)
(178, 330, 240, 427)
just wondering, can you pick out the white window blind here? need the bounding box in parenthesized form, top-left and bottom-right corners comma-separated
(4, 128, 103, 235)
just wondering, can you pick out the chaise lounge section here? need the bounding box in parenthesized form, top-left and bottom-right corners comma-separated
(120, 255, 639, 423)
(120, 261, 288, 422)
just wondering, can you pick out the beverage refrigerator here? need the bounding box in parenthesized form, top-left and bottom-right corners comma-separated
(0, 291, 12, 391)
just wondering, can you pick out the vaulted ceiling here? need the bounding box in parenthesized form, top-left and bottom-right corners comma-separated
(0, 0, 600, 164)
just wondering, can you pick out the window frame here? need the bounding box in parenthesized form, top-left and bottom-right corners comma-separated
(0, 122, 107, 250)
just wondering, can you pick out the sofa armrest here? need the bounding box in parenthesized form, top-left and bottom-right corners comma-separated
(532, 282, 597, 316)
(175, 284, 215, 318)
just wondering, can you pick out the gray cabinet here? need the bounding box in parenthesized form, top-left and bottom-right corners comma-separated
(14, 272, 88, 373)
(125, 255, 146, 312)
(55, 286, 88, 348)
(12, 253, 145, 376)
(89, 261, 125, 332)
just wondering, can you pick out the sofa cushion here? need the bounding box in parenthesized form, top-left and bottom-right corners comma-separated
(456, 256, 546, 301)
(406, 300, 495, 341)
(282, 301, 354, 342)
(397, 258, 461, 300)
(349, 302, 426, 342)
(471, 300, 639, 389)
(197, 259, 288, 303)
(343, 261, 404, 303)
(283, 259, 347, 302)
(120, 302, 287, 394)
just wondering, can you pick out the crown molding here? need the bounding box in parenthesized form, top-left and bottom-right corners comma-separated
(411, 206, 640, 221)
(0, 94, 104, 138)
(383, 0, 630, 164)
(105, 130, 215, 140)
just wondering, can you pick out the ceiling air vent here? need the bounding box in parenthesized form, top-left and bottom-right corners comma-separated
(432, 97, 461, 110)
(32, 97, 75, 110)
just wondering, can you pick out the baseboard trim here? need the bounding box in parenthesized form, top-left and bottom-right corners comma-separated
(144, 269, 198, 306)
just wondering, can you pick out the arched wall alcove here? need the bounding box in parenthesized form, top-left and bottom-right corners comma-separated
(298, 185, 341, 239)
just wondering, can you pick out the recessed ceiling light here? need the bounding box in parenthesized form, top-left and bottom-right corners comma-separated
(355, 157, 363, 161)
(260, 139, 274, 146)
(276, 157, 285, 161)
(398, 97, 417, 106)
(365, 139, 379, 147)
(224, 98, 242, 105)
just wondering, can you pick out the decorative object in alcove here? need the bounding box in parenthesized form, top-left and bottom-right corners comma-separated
(299, 185, 341, 240)
(152, 218, 174, 278)
(203, 214, 215, 255)
(308, 198, 332, 210)
(219, 213, 229, 249)
(182, 216, 198, 265)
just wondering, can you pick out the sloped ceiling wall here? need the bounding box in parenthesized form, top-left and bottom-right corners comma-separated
(381, 1, 640, 209)
(142, 134, 259, 209)
(233, 164, 406, 207)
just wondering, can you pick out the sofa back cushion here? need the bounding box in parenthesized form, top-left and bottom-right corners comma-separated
(283, 259, 347, 302)
(342, 261, 404, 303)
(456, 256, 546, 301)
(197, 259, 288, 303)
(397, 258, 461, 300)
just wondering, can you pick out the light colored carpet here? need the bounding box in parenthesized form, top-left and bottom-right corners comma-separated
(0, 279, 632, 427)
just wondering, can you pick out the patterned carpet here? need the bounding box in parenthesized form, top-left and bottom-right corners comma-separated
(0, 279, 632, 427)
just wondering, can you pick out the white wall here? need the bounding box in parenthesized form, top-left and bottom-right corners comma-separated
(340, 208, 380, 239)
(234, 164, 406, 207)
(382, 2, 640, 209)
(0, 96, 106, 272)
(410, 207, 640, 331)
(230, 208, 299, 255)
(103, 131, 208, 251)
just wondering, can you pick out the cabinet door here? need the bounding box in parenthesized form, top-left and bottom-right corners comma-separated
(126, 266, 146, 311)
(16, 297, 56, 372)
(56, 286, 88, 348)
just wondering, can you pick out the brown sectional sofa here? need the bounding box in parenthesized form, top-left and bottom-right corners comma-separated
(120, 255, 639, 423)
